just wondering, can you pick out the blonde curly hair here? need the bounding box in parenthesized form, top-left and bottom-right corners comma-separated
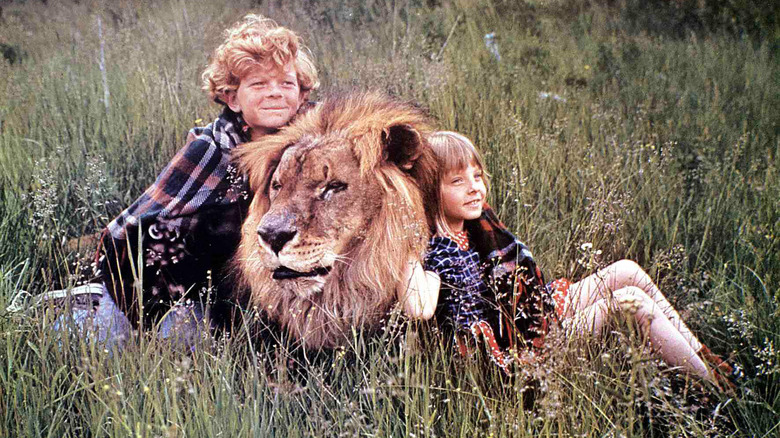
(202, 14, 320, 105)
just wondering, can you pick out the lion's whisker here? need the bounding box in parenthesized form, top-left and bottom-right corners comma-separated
(331, 255, 353, 266)
(315, 250, 353, 268)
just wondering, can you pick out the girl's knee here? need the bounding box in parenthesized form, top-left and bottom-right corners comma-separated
(607, 259, 648, 289)
(611, 259, 641, 275)
(613, 286, 655, 316)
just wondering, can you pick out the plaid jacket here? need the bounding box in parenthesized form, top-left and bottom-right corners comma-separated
(424, 237, 490, 331)
(106, 108, 251, 241)
(463, 205, 556, 350)
(96, 108, 252, 327)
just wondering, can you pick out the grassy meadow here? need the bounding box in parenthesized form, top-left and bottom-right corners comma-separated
(1, 0, 778, 436)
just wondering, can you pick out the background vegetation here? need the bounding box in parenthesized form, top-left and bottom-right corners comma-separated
(0, 0, 777, 436)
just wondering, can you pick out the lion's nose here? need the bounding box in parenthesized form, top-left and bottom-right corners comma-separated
(257, 224, 297, 255)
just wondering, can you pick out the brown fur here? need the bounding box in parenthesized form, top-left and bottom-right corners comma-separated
(233, 92, 436, 349)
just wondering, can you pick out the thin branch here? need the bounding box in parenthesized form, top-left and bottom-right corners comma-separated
(97, 17, 110, 114)
(435, 14, 462, 61)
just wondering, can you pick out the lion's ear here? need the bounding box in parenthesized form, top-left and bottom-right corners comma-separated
(380, 124, 437, 203)
(381, 124, 425, 170)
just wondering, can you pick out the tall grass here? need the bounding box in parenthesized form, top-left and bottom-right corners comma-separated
(1, 0, 778, 435)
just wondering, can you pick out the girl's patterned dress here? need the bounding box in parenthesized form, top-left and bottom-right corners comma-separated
(424, 233, 513, 372)
(424, 208, 559, 373)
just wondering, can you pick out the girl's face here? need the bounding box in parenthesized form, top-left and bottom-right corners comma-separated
(226, 61, 306, 140)
(440, 161, 487, 233)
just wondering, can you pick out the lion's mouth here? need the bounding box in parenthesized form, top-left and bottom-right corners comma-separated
(272, 266, 332, 280)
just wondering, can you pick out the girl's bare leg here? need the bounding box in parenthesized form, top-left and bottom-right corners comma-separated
(567, 286, 713, 382)
(566, 259, 702, 352)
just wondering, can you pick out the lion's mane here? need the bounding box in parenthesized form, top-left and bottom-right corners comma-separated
(233, 92, 436, 349)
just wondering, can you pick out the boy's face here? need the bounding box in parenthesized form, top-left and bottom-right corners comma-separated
(227, 61, 306, 139)
(440, 162, 487, 232)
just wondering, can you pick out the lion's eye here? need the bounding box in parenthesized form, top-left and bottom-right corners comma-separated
(326, 181, 347, 193)
(321, 181, 347, 200)
(269, 180, 282, 200)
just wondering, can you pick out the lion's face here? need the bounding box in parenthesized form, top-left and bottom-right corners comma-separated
(255, 135, 383, 298)
(234, 92, 437, 349)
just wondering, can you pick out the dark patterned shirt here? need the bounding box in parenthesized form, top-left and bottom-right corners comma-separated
(96, 108, 251, 327)
(449, 206, 557, 350)
(424, 236, 488, 332)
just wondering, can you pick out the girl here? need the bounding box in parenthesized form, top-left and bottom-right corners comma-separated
(398, 131, 733, 388)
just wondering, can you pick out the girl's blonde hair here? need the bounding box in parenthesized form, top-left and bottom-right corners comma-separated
(202, 14, 320, 105)
(427, 131, 490, 236)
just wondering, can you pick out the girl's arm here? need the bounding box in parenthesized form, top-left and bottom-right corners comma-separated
(397, 260, 441, 320)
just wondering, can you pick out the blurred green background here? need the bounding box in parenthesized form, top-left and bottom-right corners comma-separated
(0, 0, 777, 436)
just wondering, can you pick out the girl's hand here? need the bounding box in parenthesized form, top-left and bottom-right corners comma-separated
(398, 260, 440, 320)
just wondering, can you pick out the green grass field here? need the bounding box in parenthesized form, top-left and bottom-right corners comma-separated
(1, 0, 778, 436)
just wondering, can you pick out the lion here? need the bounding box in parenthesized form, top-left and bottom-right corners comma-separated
(233, 92, 437, 349)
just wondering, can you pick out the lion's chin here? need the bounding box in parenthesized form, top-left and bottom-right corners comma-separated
(275, 273, 328, 299)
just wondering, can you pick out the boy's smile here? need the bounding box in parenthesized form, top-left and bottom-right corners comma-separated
(226, 61, 305, 139)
